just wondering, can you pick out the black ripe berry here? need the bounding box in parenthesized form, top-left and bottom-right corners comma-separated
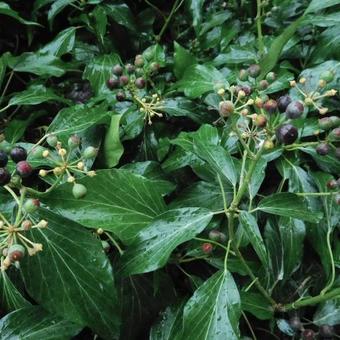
(16, 161, 33, 178)
(241, 85, 252, 96)
(289, 316, 302, 331)
(276, 124, 298, 145)
(135, 77, 146, 89)
(319, 324, 334, 338)
(112, 64, 123, 76)
(107, 78, 119, 90)
(285, 101, 304, 119)
(277, 95, 292, 113)
(116, 91, 126, 102)
(0, 151, 8, 167)
(316, 143, 329, 156)
(0, 168, 11, 186)
(10, 146, 27, 163)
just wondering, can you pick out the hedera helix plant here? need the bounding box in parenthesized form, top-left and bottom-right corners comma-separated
(0, 0, 339, 339)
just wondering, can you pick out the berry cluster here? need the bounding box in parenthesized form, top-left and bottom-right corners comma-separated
(107, 56, 164, 125)
(0, 146, 33, 187)
(216, 64, 339, 153)
(289, 316, 335, 340)
(0, 193, 46, 271)
(36, 134, 97, 199)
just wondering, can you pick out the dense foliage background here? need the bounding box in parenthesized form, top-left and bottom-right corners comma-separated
(0, 0, 339, 339)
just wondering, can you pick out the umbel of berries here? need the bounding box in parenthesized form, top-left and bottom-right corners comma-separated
(276, 124, 298, 145)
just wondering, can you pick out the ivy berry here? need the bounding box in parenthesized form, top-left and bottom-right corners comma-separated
(319, 324, 334, 338)
(248, 64, 261, 78)
(276, 124, 298, 145)
(277, 95, 292, 113)
(24, 198, 40, 213)
(8, 244, 26, 262)
(316, 143, 329, 156)
(285, 101, 304, 119)
(263, 99, 277, 114)
(202, 242, 213, 254)
(10, 146, 27, 163)
(107, 78, 119, 90)
(72, 183, 87, 199)
(0, 167, 11, 186)
(135, 77, 146, 89)
(112, 64, 123, 76)
(16, 160, 33, 178)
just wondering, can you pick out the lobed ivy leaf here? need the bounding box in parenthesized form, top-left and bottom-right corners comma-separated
(0, 306, 81, 340)
(119, 208, 213, 276)
(0, 2, 41, 26)
(180, 269, 241, 340)
(20, 209, 120, 340)
(42, 169, 167, 244)
(173, 42, 197, 79)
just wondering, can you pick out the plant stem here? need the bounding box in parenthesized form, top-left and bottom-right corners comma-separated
(255, 0, 265, 55)
(0, 71, 14, 106)
(282, 288, 340, 311)
(156, 0, 184, 42)
(104, 232, 124, 255)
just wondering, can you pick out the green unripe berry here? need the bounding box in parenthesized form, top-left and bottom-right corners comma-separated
(68, 135, 81, 149)
(266, 72, 276, 83)
(47, 135, 58, 147)
(248, 64, 261, 78)
(134, 55, 144, 67)
(8, 244, 26, 262)
(259, 80, 269, 90)
(320, 70, 334, 83)
(329, 127, 340, 142)
(239, 69, 248, 81)
(318, 116, 340, 130)
(72, 183, 87, 199)
(83, 146, 97, 159)
(24, 198, 40, 213)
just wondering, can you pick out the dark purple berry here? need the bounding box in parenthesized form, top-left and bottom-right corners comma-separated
(112, 64, 123, 76)
(10, 146, 27, 163)
(289, 316, 302, 331)
(0, 168, 11, 186)
(135, 77, 146, 89)
(319, 324, 334, 338)
(116, 91, 126, 102)
(277, 95, 292, 113)
(241, 85, 252, 96)
(0, 151, 8, 167)
(248, 64, 261, 78)
(107, 78, 119, 90)
(263, 99, 277, 114)
(16, 161, 33, 178)
(125, 63, 135, 74)
(119, 75, 129, 86)
(302, 329, 315, 340)
(276, 124, 298, 145)
(285, 101, 304, 119)
(316, 143, 330, 156)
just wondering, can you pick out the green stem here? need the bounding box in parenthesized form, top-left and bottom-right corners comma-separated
(156, 0, 184, 42)
(282, 288, 340, 311)
(255, 0, 264, 55)
(0, 71, 14, 106)
(104, 232, 124, 256)
(320, 228, 335, 295)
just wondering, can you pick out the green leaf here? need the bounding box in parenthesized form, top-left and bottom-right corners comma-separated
(0, 54, 6, 89)
(186, 0, 205, 34)
(103, 114, 124, 168)
(83, 54, 121, 95)
(48, 0, 76, 26)
(150, 301, 186, 340)
(39, 27, 76, 57)
(173, 42, 197, 79)
(240, 292, 273, 320)
(305, 0, 340, 14)
(313, 299, 340, 326)
(256, 193, 323, 223)
(0, 2, 40, 26)
(176, 64, 226, 98)
(6, 52, 66, 77)
(92, 6, 107, 45)
(119, 274, 177, 340)
(0, 270, 30, 312)
(42, 169, 166, 244)
(119, 208, 213, 276)
(47, 102, 109, 138)
(193, 142, 237, 186)
(21, 209, 120, 339)
(8, 84, 67, 107)
(213, 47, 257, 66)
(239, 211, 269, 268)
(0, 306, 81, 340)
(259, 16, 304, 79)
(104, 3, 136, 31)
(170, 181, 233, 211)
(180, 270, 241, 340)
